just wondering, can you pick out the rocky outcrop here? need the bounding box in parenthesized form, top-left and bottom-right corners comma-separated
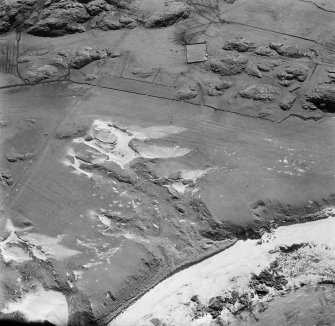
(205, 54, 248, 76)
(305, 84, 335, 112)
(27, 1, 90, 36)
(204, 79, 232, 96)
(277, 64, 309, 87)
(22, 64, 58, 83)
(16, 46, 111, 84)
(269, 42, 317, 59)
(176, 85, 198, 100)
(0, 0, 40, 34)
(90, 11, 136, 30)
(55, 122, 89, 139)
(144, 2, 190, 28)
(239, 84, 281, 101)
(255, 46, 275, 57)
(245, 63, 262, 78)
(250, 263, 288, 292)
(222, 37, 256, 52)
(0, 0, 136, 36)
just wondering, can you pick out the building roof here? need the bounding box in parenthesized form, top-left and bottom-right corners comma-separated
(185, 43, 207, 64)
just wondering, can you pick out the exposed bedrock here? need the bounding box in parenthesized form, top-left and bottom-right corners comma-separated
(249, 195, 335, 230)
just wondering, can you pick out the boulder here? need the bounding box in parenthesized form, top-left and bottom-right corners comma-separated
(105, 0, 132, 9)
(205, 79, 232, 96)
(207, 296, 225, 318)
(254, 284, 269, 297)
(257, 63, 271, 72)
(222, 37, 256, 52)
(144, 2, 190, 28)
(85, 0, 111, 16)
(305, 84, 335, 112)
(176, 87, 198, 100)
(255, 46, 275, 57)
(70, 47, 108, 69)
(119, 14, 136, 26)
(279, 94, 296, 110)
(92, 12, 122, 30)
(0, 169, 13, 187)
(239, 84, 281, 101)
(205, 54, 248, 76)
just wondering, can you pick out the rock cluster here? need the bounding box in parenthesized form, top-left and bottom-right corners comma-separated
(222, 37, 317, 60)
(176, 85, 198, 100)
(245, 63, 262, 78)
(250, 262, 288, 293)
(18, 46, 111, 83)
(277, 64, 309, 87)
(6, 148, 33, 162)
(205, 54, 249, 76)
(23, 64, 58, 83)
(204, 79, 232, 96)
(0, 169, 13, 186)
(239, 84, 281, 101)
(0, 0, 136, 36)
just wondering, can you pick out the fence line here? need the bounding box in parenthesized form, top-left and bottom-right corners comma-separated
(0, 38, 18, 76)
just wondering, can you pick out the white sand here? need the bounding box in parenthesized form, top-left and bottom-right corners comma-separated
(0, 232, 31, 263)
(110, 207, 335, 326)
(21, 233, 80, 260)
(2, 288, 68, 326)
(62, 147, 94, 178)
(65, 120, 188, 170)
(180, 169, 208, 182)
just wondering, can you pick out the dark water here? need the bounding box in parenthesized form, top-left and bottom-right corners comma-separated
(239, 284, 335, 326)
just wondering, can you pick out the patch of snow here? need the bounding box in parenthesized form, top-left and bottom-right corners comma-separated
(67, 120, 189, 170)
(21, 233, 80, 260)
(2, 288, 68, 326)
(110, 207, 335, 326)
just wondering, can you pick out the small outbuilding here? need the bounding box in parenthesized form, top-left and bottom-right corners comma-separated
(185, 42, 207, 64)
